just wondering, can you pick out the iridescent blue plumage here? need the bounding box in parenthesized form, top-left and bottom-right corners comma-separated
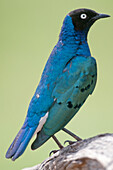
(6, 8, 110, 161)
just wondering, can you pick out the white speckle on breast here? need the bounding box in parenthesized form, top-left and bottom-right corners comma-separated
(36, 94, 40, 98)
(33, 112, 49, 136)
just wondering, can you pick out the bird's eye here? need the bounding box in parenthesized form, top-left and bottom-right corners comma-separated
(80, 13, 87, 19)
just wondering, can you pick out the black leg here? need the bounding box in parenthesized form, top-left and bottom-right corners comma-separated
(49, 135, 63, 156)
(52, 135, 63, 149)
(62, 127, 82, 141)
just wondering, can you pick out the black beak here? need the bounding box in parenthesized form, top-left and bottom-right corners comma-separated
(95, 13, 110, 20)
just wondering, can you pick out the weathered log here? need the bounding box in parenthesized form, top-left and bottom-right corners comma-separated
(23, 133, 113, 170)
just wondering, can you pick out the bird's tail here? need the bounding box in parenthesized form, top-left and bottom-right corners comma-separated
(5, 123, 36, 161)
(31, 129, 51, 150)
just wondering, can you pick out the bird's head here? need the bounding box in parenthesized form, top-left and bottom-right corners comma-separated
(68, 8, 110, 33)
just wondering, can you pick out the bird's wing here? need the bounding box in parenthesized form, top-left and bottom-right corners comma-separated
(43, 56, 97, 134)
(53, 56, 97, 103)
(31, 56, 97, 149)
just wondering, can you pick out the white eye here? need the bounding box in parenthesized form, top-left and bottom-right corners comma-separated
(80, 13, 87, 19)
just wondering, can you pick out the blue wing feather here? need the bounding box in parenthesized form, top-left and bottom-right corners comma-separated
(41, 56, 97, 136)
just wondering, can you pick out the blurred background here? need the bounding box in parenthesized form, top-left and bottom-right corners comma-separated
(1, 0, 113, 169)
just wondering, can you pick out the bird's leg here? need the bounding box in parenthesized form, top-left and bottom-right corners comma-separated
(52, 135, 64, 149)
(62, 128, 82, 141)
(49, 135, 63, 156)
(62, 127, 82, 145)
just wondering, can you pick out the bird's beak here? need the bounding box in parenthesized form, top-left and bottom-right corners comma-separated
(89, 13, 110, 25)
(96, 13, 110, 20)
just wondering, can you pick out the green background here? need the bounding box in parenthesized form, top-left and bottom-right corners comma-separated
(1, 0, 113, 169)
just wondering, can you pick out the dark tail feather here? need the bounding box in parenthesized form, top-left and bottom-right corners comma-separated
(31, 129, 51, 150)
(6, 126, 36, 161)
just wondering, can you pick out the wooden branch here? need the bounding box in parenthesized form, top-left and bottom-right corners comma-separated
(23, 133, 113, 170)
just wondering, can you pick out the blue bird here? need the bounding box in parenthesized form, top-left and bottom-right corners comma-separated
(6, 9, 110, 161)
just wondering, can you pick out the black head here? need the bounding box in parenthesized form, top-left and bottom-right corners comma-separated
(69, 8, 110, 31)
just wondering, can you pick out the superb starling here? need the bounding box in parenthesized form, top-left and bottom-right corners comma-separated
(6, 8, 110, 161)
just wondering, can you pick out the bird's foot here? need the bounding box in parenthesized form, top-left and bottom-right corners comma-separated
(64, 140, 77, 145)
(49, 149, 60, 156)
(49, 135, 64, 156)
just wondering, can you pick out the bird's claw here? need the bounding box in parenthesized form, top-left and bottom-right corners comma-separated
(64, 140, 75, 145)
(49, 149, 59, 156)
